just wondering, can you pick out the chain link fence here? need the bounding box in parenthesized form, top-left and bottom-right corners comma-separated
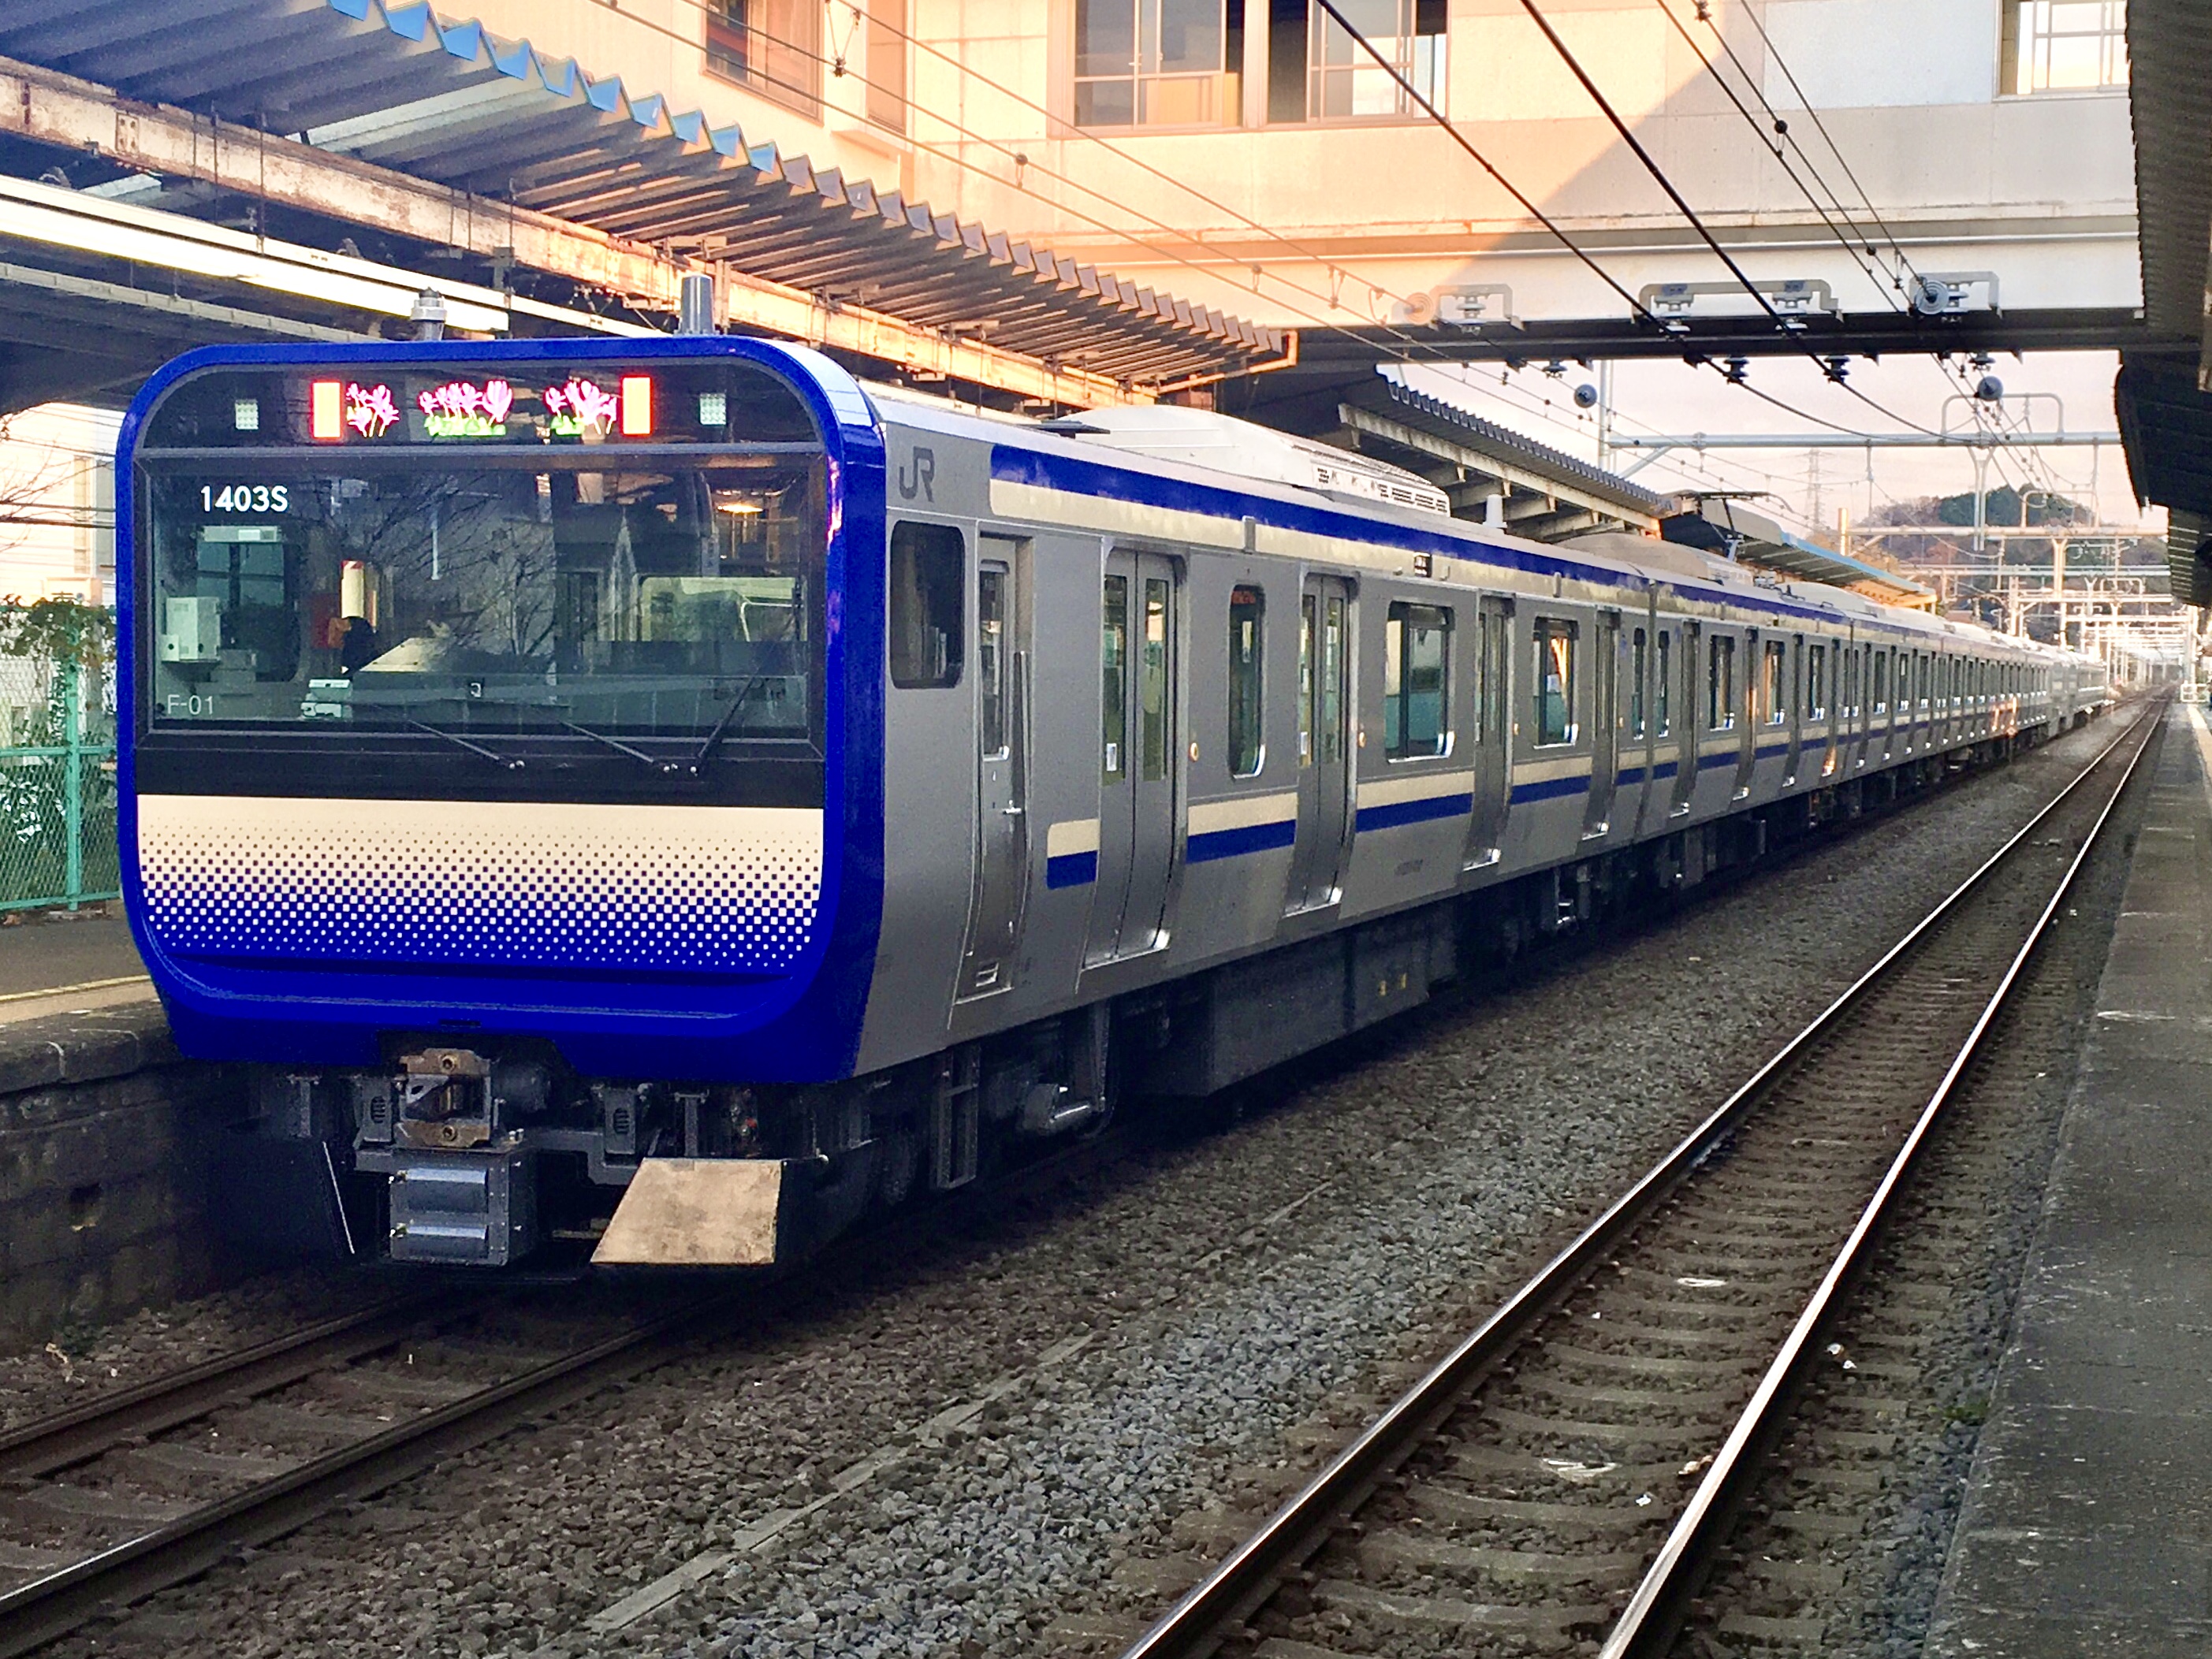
(0, 643, 118, 913)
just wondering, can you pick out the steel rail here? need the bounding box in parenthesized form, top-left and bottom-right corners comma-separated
(1116, 705, 2159, 1659)
(1599, 699, 2165, 1657)
(0, 1291, 739, 1659)
(0, 1115, 1145, 1657)
(0, 1295, 451, 1483)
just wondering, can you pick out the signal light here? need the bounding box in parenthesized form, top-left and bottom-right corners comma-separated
(620, 375, 653, 437)
(310, 380, 343, 441)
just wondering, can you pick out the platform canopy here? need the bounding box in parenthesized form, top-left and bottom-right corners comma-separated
(2119, 0, 2212, 605)
(1663, 500, 1936, 609)
(0, 0, 1280, 408)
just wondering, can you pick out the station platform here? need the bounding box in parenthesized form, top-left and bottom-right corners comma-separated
(1928, 704, 2212, 1654)
(0, 908, 152, 1025)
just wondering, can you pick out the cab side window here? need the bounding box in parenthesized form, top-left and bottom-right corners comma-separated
(888, 522, 963, 688)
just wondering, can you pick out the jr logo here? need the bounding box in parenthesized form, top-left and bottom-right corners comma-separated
(896, 447, 937, 502)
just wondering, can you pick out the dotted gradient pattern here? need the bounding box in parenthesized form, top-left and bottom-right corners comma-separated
(136, 795, 824, 974)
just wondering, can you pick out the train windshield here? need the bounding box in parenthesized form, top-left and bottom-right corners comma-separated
(133, 360, 829, 756)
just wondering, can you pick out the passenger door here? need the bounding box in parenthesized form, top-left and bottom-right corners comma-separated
(1466, 595, 1512, 866)
(1088, 551, 1179, 964)
(1288, 576, 1352, 913)
(1670, 621, 1700, 817)
(956, 541, 1028, 999)
(1581, 609, 1620, 839)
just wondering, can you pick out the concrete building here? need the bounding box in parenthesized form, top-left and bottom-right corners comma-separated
(0, 404, 116, 607)
(438, 0, 2138, 332)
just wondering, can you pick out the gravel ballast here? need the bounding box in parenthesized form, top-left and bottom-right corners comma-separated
(32, 721, 2128, 1659)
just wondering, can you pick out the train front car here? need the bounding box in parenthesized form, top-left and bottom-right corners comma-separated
(118, 340, 886, 1267)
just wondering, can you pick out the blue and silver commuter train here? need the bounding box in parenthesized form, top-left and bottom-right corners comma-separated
(117, 337, 2112, 1267)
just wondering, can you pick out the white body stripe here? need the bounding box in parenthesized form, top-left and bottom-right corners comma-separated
(1187, 791, 1300, 835)
(1510, 753, 1591, 785)
(1045, 817, 1100, 857)
(1355, 768, 1477, 809)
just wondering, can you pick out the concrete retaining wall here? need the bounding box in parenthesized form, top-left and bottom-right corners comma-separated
(0, 1004, 240, 1341)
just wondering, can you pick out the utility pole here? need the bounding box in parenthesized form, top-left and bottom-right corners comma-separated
(1807, 449, 1823, 544)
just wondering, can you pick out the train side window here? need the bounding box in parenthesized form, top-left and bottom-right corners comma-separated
(1808, 643, 1826, 720)
(1763, 641, 1786, 725)
(888, 521, 963, 688)
(1101, 574, 1128, 779)
(978, 566, 1008, 757)
(1385, 601, 1452, 759)
(1532, 616, 1576, 746)
(1655, 629, 1672, 735)
(1228, 584, 1264, 777)
(1629, 627, 1648, 738)
(1707, 635, 1736, 731)
(1141, 577, 1171, 780)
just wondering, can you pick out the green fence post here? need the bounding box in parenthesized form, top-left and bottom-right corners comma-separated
(62, 659, 82, 911)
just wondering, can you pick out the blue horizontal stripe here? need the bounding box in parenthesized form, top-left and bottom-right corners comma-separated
(1648, 760, 1680, 781)
(1614, 766, 1646, 787)
(1187, 818, 1298, 863)
(1357, 791, 1476, 831)
(1045, 850, 1097, 889)
(1699, 751, 1738, 772)
(1506, 775, 1590, 805)
(989, 445, 1887, 631)
(1755, 742, 1790, 760)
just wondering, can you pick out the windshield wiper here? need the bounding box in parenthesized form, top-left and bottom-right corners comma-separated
(407, 718, 526, 773)
(687, 676, 765, 774)
(561, 721, 682, 776)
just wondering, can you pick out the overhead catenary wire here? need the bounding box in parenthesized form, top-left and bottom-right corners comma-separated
(1651, 0, 1905, 313)
(590, 0, 1889, 472)
(1730, 0, 1930, 293)
(821, 0, 1886, 450)
(1505, 0, 1938, 437)
(589, 0, 1636, 448)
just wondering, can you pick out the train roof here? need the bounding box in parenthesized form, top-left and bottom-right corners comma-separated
(863, 385, 2073, 661)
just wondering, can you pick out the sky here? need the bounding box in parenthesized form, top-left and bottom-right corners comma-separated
(1405, 347, 2155, 545)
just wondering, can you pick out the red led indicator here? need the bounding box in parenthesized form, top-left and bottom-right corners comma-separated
(620, 375, 653, 437)
(310, 380, 343, 441)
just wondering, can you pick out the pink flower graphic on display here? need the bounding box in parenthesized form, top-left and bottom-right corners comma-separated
(414, 380, 515, 429)
(344, 382, 398, 437)
(545, 378, 619, 435)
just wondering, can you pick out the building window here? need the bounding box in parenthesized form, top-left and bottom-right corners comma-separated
(705, 0, 822, 118)
(1532, 617, 1576, 746)
(1228, 584, 1265, 776)
(1076, 0, 1231, 128)
(1383, 601, 1450, 758)
(866, 0, 910, 132)
(2004, 1, 2128, 94)
(1305, 0, 1446, 121)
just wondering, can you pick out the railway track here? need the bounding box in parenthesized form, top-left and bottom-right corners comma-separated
(0, 1283, 697, 1658)
(0, 1103, 1156, 1658)
(1119, 704, 2161, 1659)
